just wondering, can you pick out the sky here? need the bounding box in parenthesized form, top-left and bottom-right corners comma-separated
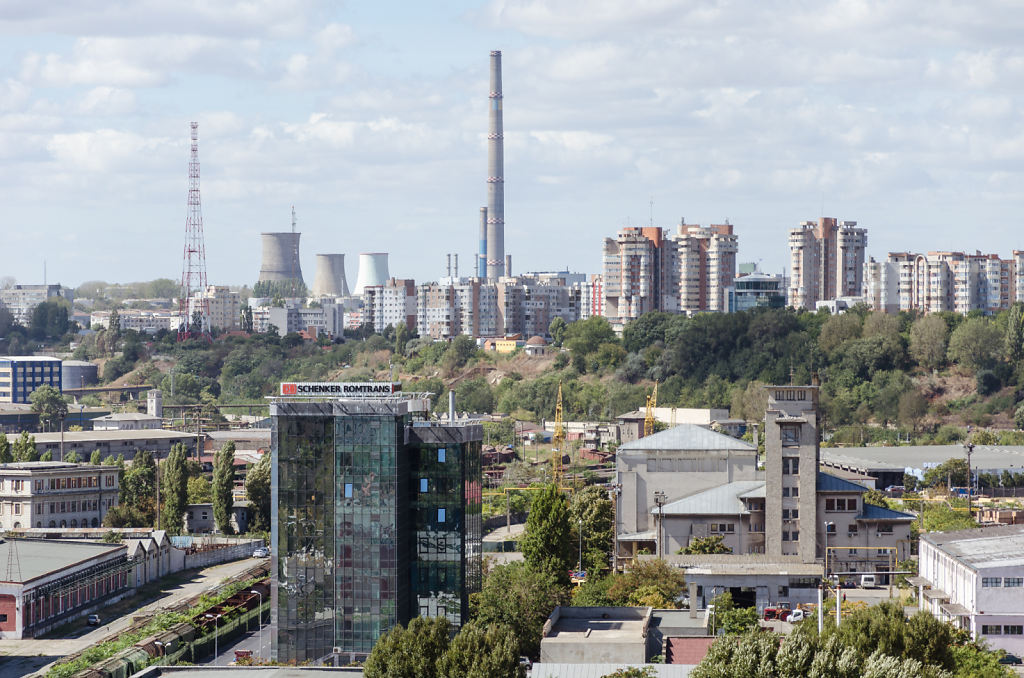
(3, 0, 1024, 289)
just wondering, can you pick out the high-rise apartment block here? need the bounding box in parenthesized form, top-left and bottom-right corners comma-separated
(271, 384, 482, 662)
(866, 251, 1016, 315)
(675, 222, 738, 314)
(362, 279, 417, 333)
(602, 223, 738, 329)
(196, 285, 241, 331)
(788, 218, 867, 310)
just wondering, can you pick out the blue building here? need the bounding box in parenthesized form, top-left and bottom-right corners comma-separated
(0, 356, 62, 404)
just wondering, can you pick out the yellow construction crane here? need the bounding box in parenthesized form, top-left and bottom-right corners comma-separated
(553, 381, 565, 486)
(644, 381, 659, 437)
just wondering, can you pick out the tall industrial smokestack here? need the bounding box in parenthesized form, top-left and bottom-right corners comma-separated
(478, 207, 488, 278)
(486, 50, 505, 281)
(505, 254, 512, 278)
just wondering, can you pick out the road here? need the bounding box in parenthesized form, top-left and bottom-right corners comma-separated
(201, 624, 272, 666)
(0, 557, 264, 678)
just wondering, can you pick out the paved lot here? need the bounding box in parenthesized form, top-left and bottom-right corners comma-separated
(0, 557, 262, 678)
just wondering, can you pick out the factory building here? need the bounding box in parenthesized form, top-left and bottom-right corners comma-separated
(271, 382, 482, 662)
(1, 430, 197, 461)
(0, 357, 61, 404)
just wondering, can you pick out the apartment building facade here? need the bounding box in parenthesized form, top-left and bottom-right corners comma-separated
(867, 251, 1016, 315)
(788, 218, 867, 309)
(362, 278, 417, 333)
(675, 222, 738, 314)
(0, 285, 73, 326)
(0, 461, 120, 530)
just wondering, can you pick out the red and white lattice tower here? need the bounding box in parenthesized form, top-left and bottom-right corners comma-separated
(178, 121, 211, 341)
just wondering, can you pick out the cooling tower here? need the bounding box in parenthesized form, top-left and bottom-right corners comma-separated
(313, 254, 350, 297)
(258, 232, 304, 284)
(353, 253, 389, 296)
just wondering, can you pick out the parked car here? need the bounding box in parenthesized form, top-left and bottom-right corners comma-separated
(788, 609, 806, 623)
(87, 614, 101, 626)
(861, 574, 877, 588)
(253, 546, 270, 558)
(998, 653, 1023, 665)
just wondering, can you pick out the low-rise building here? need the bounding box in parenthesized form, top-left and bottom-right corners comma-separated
(0, 403, 111, 434)
(1, 429, 197, 462)
(0, 461, 120, 530)
(0, 539, 131, 638)
(91, 413, 163, 431)
(917, 524, 1024, 655)
(183, 501, 251, 534)
(0, 356, 62, 404)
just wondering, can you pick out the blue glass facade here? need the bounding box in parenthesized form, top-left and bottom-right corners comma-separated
(271, 398, 481, 663)
(0, 357, 62, 404)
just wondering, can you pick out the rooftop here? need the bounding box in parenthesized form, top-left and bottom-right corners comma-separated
(2, 429, 194, 444)
(93, 413, 161, 421)
(532, 666, 692, 678)
(0, 356, 61, 362)
(653, 480, 765, 516)
(857, 502, 915, 522)
(0, 461, 106, 473)
(657, 554, 823, 577)
(817, 471, 872, 493)
(822, 444, 1024, 474)
(132, 668, 363, 678)
(543, 606, 650, 645)
(921, 524, 1024, 570)
(0, 539, 124, 583)
(619, 424, 755, 453)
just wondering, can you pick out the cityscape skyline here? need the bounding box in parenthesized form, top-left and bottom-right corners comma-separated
(3, 2, 1024, 288)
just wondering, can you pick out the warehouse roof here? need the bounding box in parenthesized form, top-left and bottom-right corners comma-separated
(3, 429, 193, 445)
(620, 424, 755, 453)
(822, 445, 1024, 474)
(921, 524, 1024, 570)
(0, 539, 124, 584)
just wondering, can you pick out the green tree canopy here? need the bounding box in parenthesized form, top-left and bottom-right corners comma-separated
(187, 475, 212, 504)
(245, 452, 271, 531)
(363, 616, 451, 678)
(681, 535, 732, 555)
(0, 433, 11, 464)
(161, 443, 188, 535)
(519, 483, 575, 583)
(436, 622, 524, 678)
(12, 432, 38, 462)
(475, 561, 569, 659)
(947, 317, 1002, 370)
(909, 314, 949, 371)
(568, 485, 614, 574)
(606, 558, 686, 607)
(90, 449, 102, 466)
(213, 441, 236, 534)
(29, 384, 67, 431)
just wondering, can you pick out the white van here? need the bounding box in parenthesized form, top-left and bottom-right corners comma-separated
(861, 574, 877, 588)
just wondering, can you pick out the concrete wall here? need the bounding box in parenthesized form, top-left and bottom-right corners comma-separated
(184, 538, 263, 570)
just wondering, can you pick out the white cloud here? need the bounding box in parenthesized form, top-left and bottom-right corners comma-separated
(78, 87, 136, 115)
(46, 129, 171, 172)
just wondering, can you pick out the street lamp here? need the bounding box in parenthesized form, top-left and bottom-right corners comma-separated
(964, 432, 975, 519)
(654, 491, 667, 557)
(823, 521, 835, 581)
(578, 518, 584, 572)
(205, 613, 222, 660)
(250, 590, 264, 659)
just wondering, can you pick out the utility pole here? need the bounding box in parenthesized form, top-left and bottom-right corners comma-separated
(964, 435, 975, 519)
(654, 490, 667, 558)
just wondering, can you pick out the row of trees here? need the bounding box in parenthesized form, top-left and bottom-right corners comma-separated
(691, 602, 1011, 678)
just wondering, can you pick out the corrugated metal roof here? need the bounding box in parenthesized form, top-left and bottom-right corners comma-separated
(921, 524, 1024, 570)
(532, 664, 694, 678)
(816, 471, 869, 493)
(653, 480, 765, 516)
(856, 503, 915, 521)
(620, 424, 755, 452)
(822, 444, 1024, 474)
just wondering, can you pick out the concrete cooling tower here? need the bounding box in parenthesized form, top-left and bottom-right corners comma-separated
(353, 253, 389, 296)
(258, 232, 304, 284)
(313, 254, 350, 297)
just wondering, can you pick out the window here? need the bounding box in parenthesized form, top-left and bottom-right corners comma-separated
(711, 523, 735, 534)
(437, 448, 446, 463)
(344, 483, 353, 498)
(0, 614, 6, 622)
(782, 531, 790, 541)
(877, 524, 893, 534)
(419, 478, 429, 493)
(437, 508, 446, 523)
(983, 625, 1002, 635)
(1006, 578, 1023, 588)
(791, 486, 799, 497)
(782, 509, 799, 520)
(982, 577, 1002, 587)
(1005, 626, 1024, 635)
(13, 504, 21, 515)
(792, 530, 799, 540)
(780, 426, 800, 445)
(848, 524, 858, 535)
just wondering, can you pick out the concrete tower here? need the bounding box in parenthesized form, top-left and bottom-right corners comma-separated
(312, 254, 350, 297)
(258, 232, 304, 285)
(354, 252, 390, 296)
(485, 50, 505, 281)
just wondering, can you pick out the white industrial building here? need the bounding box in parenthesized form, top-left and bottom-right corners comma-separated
(916, 525, 1024, 655)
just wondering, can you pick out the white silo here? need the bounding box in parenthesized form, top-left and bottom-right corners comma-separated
(353, 253, 390, 296)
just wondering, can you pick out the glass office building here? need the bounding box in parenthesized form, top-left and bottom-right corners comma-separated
(271, 395, 482, 663)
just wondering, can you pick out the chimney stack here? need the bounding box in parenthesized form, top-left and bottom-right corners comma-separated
(485, 51, 505, 281)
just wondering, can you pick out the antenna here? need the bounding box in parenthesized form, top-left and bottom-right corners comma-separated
(290, 206, 298, 296)
(291, 205, 296, 233)
(649, 197, 654, 227)
(43, 260, 47, 287)
(178, 122, 211, 342)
